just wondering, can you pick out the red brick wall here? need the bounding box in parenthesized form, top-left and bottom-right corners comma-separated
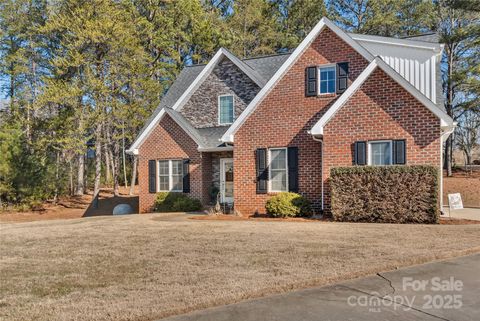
(233, 27, 370, 215)
(137, 114, 210, 213)
(322, 68, 441, 208)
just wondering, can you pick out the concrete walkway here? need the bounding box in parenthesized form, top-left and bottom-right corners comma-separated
(161, 254, 480, 321)
(442, 207, 480, 221)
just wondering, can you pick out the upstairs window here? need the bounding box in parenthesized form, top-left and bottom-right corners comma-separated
(319, 66, 336, 94)
(218, 95, 234, 125)
(305, 63, 348, 96)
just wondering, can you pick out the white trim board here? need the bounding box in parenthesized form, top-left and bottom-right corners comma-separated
(309, 57, 455, 136)
(127, 48, 267, 153)
(220, 17, 375, 143)
(349, 33, 443, 52)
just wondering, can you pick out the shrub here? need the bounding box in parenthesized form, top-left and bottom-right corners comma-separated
(154, 192, 202, 212)
(330, 165, 439, 224)
(265, 192, 311, 218)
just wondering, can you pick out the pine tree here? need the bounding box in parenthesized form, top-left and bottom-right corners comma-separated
(41, 0, 160, 196)
(273, 0, 327, 49)
(436, 0, 480, 175)
(328, 0, 435, 36)
(226, 0, 280, 58)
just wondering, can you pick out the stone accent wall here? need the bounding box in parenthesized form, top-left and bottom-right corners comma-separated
(180, 57, 261, 128)
(233, 28, 369, 216)
(137, 114, 212, 213)
(321, 68, 441, 208)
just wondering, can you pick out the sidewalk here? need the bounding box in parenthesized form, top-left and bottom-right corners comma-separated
(161, 253, 480, 321)
(442, 207, 480, 221)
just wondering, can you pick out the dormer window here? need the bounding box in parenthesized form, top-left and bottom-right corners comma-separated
(319, 66, 336, 94)
(218, 95, 234, 125)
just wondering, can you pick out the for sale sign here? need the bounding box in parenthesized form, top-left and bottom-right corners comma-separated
(448, 193, 464, 210)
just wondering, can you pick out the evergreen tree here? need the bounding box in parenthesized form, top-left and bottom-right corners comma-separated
(273, 0, 327, 49)
(328, 0, 435, 36)
(226, 0, 279, 58)
(41, 0, 160, 196)
(436, 0, 480, 174)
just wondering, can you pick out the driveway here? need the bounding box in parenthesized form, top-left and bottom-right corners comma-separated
(162, 253, 480, 321)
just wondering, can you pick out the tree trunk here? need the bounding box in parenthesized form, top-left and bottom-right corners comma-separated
(444, 136, 453, 176)
(53, 151, 60, 205)
(105, 144, 111, 187)
(69, 158, 74, 196)
(75, 153, 85, 195)
(94, 123, 102, 197)
(122, 123, 128, 189)
(112, 140, 120, 196)
(129, 156, 137, 195)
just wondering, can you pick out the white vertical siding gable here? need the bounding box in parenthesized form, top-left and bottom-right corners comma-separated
(350, 35, 442, 104)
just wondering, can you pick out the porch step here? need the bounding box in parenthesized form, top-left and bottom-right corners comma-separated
(212, 202, 234, 214)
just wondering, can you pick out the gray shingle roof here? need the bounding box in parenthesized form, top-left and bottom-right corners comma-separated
(244, 53, 291, 80)
(401, 33, 440, 43)
(133, 65, 204, 146)
(132, 52, 290, 151)
(196, 126, 230, 148)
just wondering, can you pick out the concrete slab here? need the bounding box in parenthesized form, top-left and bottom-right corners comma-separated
(160, 254, 480, 321)
(442, 207, 480, 221)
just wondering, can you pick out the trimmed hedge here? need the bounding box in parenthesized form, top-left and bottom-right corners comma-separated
(330, 165, 439, 224)
(266, 192, 311, 218)
(154, 192, 202, 212)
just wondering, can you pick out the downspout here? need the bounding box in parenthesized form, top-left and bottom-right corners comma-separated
(311, 134, 324, 211)
(440, 123, 456, 213)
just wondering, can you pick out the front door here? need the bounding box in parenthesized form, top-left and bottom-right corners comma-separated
(220, 158, 234, 204)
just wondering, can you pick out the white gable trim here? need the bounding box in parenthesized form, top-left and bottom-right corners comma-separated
(127, 48, 267, 153)
(349, 33, 443, 52)
(221, 48, 267, 87)
(163, 108, 206, 148)
(220, 17, 374, 143)
(309, 57, 454, 136)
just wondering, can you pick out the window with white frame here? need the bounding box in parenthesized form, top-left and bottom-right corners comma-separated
(368, 141, 392, 166)
(269, 148, 288, 192)
(319, 66, 336, 94)
(218, 95, 234, 125)
(158, 160, 183, 191)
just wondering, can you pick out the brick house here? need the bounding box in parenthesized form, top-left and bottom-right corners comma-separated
(127, 17, 455, 215)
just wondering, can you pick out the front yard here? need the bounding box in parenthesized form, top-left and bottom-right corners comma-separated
(1, 214, 480, 321)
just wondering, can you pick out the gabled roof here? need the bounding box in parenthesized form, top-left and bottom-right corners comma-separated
(349, 33, 443, 52)
(220, 17, 375, 143)
(162, 108, 232, 151)
(127, 48, 272, 154)
(309, 57, 455, 136)
(402, 32, 440, 43)
(163, 108, 205, 147)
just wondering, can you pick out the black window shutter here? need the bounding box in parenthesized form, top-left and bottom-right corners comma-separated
(287, 147, 299, 193)
(393, 140, 406, 165)
(305, 66, 317, 97)
(256, 148, 268, 194)
(148, 160, 156, 193)
(337, 62, 349, 94)
(182, 159, 190, 193)
(354, 141, 367, 165)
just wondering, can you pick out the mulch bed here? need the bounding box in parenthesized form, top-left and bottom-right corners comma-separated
(191, 214, 480, 225)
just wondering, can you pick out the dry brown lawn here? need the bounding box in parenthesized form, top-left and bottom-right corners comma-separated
(1, 214, 480, 321)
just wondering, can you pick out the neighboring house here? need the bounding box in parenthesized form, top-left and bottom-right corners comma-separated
(128, 17, 455, 215)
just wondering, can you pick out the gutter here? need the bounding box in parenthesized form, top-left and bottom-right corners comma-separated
(197, 146, 234, 152)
